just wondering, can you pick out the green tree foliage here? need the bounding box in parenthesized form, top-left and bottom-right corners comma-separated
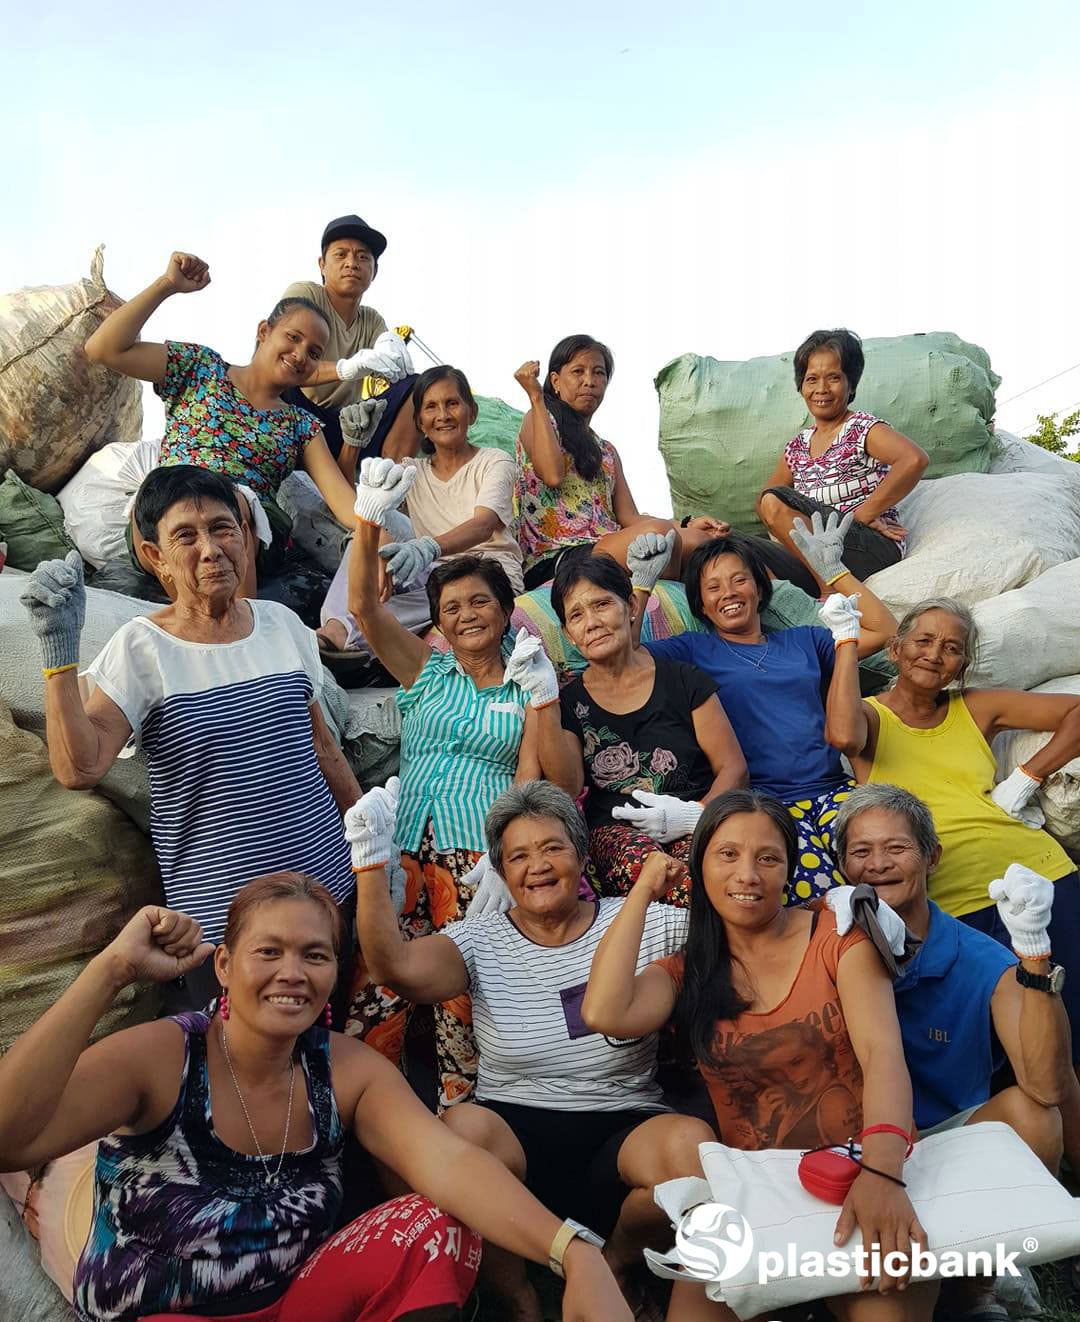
(1026, 407, 1080, 461)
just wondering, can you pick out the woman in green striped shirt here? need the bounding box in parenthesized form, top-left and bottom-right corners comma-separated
(343, 472, 566, 1107)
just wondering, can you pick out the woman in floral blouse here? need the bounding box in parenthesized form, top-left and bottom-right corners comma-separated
(85, 250, 359, 596)
(539, 552, 747, 901)
(756, 327, 928, 587)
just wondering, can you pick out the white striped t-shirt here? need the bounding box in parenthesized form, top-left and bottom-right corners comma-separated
(442, 898, 689, 1112)
(84, 601, 354, 942)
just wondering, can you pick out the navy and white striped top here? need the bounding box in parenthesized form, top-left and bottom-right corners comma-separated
(85, 602, 353, 942)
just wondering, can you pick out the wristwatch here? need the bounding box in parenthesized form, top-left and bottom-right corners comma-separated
(1016, 963, 1066, 995)
(548, 1218, 606, 1277)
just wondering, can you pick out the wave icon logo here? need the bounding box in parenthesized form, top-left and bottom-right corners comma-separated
(675, 1202, 755, 1282)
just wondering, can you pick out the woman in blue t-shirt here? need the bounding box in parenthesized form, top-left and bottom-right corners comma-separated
(632, 518, 896, 902)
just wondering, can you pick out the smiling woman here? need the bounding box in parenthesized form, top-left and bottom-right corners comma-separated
(83, 250, 361, 596)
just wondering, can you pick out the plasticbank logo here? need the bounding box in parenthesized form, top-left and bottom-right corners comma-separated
(676, 1203, 755, 1281)
(674, 1202, 1033, 1285)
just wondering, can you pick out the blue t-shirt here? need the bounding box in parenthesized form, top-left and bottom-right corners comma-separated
(893, 901, 1016, 1130)
(645, 627, 845, 801)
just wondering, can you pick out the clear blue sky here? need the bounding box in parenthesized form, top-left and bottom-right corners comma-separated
(5, 1, 1079, 503)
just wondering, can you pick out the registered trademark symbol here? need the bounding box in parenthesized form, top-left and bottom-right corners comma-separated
(1023, 1236, 1039, 1253)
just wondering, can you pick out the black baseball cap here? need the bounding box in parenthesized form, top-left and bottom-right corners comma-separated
(320, 214, 387, 260)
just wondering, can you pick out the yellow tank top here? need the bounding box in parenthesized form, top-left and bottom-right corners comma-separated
(866, 693, 1073, 917)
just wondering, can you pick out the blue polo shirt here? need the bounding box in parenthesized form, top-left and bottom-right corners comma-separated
(893, 900, 1016, 1130)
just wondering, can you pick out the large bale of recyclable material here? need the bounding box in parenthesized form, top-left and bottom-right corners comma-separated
(0, 698, 163, 1053)
(468, 395, 522, 456)
(0, 470, 77, 570)
(865, 471, 1080, 619)
(0, 247, 143, 493)
(657, 332, 999, 532)
(965, 558, 1080, 692)
(993, 673, 1080, 860)
(988, 428, 1080, 486)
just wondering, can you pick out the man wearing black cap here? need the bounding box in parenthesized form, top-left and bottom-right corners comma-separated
(282, 215, 418, 467)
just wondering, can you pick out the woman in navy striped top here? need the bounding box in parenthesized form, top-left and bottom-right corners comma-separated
(22, 466, 360, 1010)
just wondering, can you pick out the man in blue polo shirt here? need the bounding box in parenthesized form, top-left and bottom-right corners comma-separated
(833, 783, 1069, 1171)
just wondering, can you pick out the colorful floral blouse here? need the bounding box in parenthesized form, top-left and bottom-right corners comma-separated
(156, 342, 320, 498)
(514, 414, 621, 572)
(783, 410, 905, 550)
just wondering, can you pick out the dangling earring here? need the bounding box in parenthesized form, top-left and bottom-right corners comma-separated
(219, 989, 230, 1021)
(322, 1003, 333, 1028)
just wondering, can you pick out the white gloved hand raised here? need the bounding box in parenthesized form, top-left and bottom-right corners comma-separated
(354, 457, 416, 527)
(344, 776, 401, 872)
(504, 626, 559, 708)
(992, 766, 1045, 830)
(337, 330, 412, 383)
(611, 789, 703, 844)
(988, 863, 1054, 958)
(826, 885, 908, 955)
(463, 853, 512, 916)
(379, 536, 440, 589)
(790, 509, 853, 585)
(626, 529, 676, 595)
(818, 591, 862, 644)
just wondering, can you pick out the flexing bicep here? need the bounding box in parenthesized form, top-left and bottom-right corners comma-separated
(966, 688, 1080, 741)
(518, 409, 565, 488)
(377, 933, 470, 1005)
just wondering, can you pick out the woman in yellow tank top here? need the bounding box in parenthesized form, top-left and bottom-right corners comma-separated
(823, 596, 1080, 1055)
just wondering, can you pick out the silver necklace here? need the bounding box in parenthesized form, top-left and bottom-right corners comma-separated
(219, 1022, 296, 1184)
(720, 634, 770, 672)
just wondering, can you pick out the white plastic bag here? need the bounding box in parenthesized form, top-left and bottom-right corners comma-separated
(57, 439, 159, 569)
(965, 558, 1080, 691)
(989, 429, 1080, 487)
(866, 471, 1080, 618)
(646, 1123, 1080, 1319)
(993, 673, 1080, 858)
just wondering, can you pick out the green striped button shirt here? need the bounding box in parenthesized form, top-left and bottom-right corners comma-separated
(395, 644, 527, 854)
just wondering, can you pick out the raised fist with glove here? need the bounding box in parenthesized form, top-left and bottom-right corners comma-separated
(345, 776, 401, 872)
(337, 330, 412, 383)
(20, 550, 86, 673)
(340, 397, 388, 450)
(818, 591, 862, 644)
(611, 789, 703, 844)
(626, 528, 676, 595)
(463, 853, 512, 916)
(790, 509, 854, 586)
(354, 457, 416, 528)
(379, 536, 440, 590)
(988, 863, 1054, 958)
(504, 626, 559, 709)
(992, 766, 1046, 830)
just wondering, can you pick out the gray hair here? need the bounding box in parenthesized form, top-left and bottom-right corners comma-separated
(894, 597, 979, 688)
(485, 781, 589, 874)
(834, 784, 941, 864)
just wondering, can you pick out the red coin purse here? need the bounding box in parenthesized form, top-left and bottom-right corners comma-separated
(798, 1144, 862, 1204)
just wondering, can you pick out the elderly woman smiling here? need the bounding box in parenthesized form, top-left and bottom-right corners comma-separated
(20, 466, 359, 1007)
(350, 779, 711, 1322)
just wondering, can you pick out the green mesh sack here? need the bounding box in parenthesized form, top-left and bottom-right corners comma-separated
(468, 395, 523, 456)
(657, 332, 1000, 534)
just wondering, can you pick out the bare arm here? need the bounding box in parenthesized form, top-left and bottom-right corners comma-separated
(965, 689, 1080, 781)
(352, 867, 469, 1002)
(855, 424, 929, 524)
(346, 519, 431, 688)
(515, 705, 542, 783)
(535, 711, 585, 798)
(609, 446, 641, 527)
(692, 695, 748, 798)
(582, 861, 680, 1037)
(45, 673, 133, 789)
(990, 964, 1071, 1106)
(514, 359, 566, 488)
(430, 505, 502, 557)
(302, 431, 361, 529)
(755, 453, 795, 513)
(823, 637, 875, 761)
(310, 702, 361, 812)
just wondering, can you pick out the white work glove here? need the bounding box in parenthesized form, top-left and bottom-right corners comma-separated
(337, 330, 412, 383)
(988, 863, 1054, 959)
(339, 397, 388, 450)
(379, 536, 440, 589)
(992, 766, 1045, 830)
(826, 885, 908, 956)
(818, 591, 862, 644)
(345, 776, 401, 872)
(611, 789, 703, 844)
(790, 509, 853, 585)
(504, 625, 559, 708)
(626, 528, 676, 595)
(463, 853, 512, 916)
(354, 457, 416, 527)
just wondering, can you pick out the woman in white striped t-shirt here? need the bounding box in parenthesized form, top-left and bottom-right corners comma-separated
(343, 458, 568, 1109)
